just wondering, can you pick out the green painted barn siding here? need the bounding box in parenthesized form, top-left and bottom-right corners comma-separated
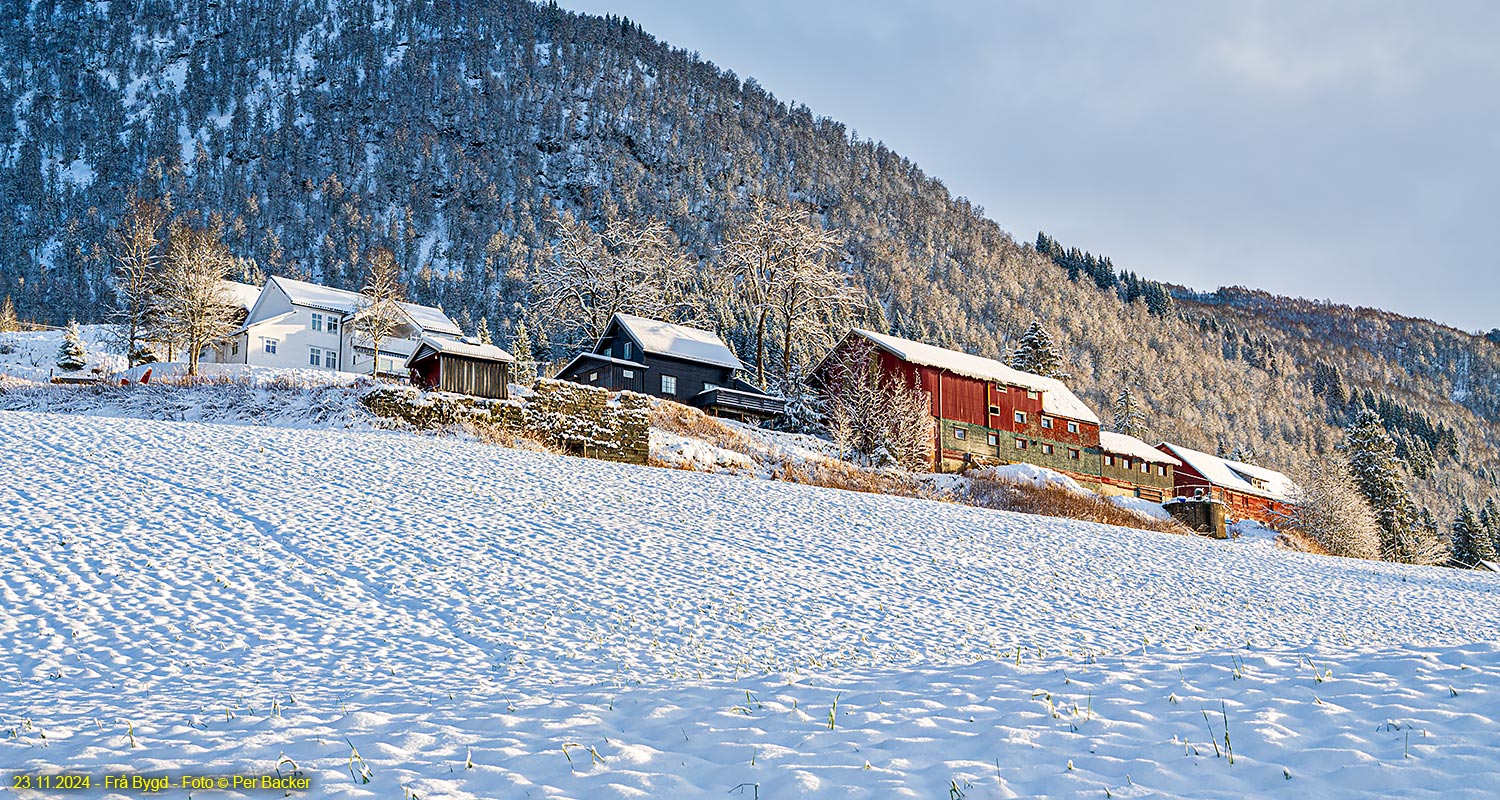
(1100, 459, 1175, 492)
(939, 418, 1104, 477)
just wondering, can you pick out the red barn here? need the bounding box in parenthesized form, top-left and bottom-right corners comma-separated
(813, 329, 1105, 480)
(1155, 442, 1298, 526)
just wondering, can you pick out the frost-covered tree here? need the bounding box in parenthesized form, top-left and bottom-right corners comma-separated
(534, 213, 701, 350)
(1009, 321, 1066, 378)
(1482, 497, 1500, 557)
(1342, 409, 1446, 565)
(824, 341, 932, 470)
(57, 320, 88, 371)
(107, 192, 169, 366)
(476, 316, 493, 345)
(1280, 461, 1381, 559)
(1111, 387, 1148, 439)
(156, 222, 239, 376)
(1450, 499, 1493, 568)
(510, 316, 537, 388)
(354, 246, 408, 376)
(774, 369, 824, 435)
(0, 295, 18, 333)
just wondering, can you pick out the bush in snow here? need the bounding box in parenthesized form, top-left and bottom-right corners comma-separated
(1279, 461, 1382, 560)
(824, 341, 932, 470)
(57, 321, 88, 371)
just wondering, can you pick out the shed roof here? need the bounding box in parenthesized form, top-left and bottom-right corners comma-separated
(1100, 431, 1181, 465)
(405, 336, 515, 367)
(609, 313, 744, 371)
(846, 329, 1100, 424)
(1157, 442, 1298, 501)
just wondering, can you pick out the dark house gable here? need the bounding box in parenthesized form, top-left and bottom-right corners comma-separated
(556, 314, 784, 421)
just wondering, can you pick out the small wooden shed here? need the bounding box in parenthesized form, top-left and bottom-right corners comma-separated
(406, 336, 515, 399)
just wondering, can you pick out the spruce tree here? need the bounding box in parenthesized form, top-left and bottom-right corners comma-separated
(1451, 500, 1493, 567)
(0, 295, 17, 333)
(774, 369, 823, 434)
(1009, 321, 1066, 378)
(1111, 387, 1148, 439)
(57, 320, 88, 371)
(477, 316, 493, 345)
(511, 316, 537, 387)
(1341, 409, 1444, 564)
(1483, 497, 1500, 560)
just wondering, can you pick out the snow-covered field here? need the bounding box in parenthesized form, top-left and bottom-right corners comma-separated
(5, 410, 1500, 797)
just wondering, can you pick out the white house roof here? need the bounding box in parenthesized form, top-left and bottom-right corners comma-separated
(222, 281, 262, 313)
(1157, 442, 1298, 501)
(268, 276, 461, 335)
(1100, 431, 1181, 465)
(610, 313, 744, 371)
(409, 336, 515, 363)
(847, 329, 1101, 424)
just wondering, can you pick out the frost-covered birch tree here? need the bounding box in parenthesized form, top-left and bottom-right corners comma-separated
(824, 341, 932, 470)
(1280, 461, 1381, 560)
(156, 221, 239, 376)
(354, 246, 408, 376)
(107, 192, 169, 365)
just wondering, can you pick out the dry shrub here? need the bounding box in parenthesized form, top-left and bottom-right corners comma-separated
(466, 421, 563, 454)
(1274, 527, 1334, 556)
(959, 477, 1191, 535)
(649, 401, 764, 455)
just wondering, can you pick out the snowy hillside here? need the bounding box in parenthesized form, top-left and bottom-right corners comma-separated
(5, 410, 1500, 797)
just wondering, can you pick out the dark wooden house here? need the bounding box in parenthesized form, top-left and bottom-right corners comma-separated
(406, 336, 515, 399)
(1155, 441, 1296, 525)
(556, 313, 783, 421)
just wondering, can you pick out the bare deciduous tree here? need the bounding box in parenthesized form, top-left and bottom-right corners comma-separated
(354, 246, 409, 377)
(534, 212, 703, 350)
(1279, 461, 1382, 560)
(824, 341, 933, 470)
(156, 221, 239, 376)
(108, 192, 170, 365)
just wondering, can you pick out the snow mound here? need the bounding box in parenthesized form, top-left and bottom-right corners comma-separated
(1109, 494, 1173, 521)
(971, 462, 1089, 493)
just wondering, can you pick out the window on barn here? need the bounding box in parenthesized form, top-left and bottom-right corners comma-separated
(1041, 417, 1053, 429)
(1068, 448, 1081, 460)
(954, 427, 966, 440)
(987, 432, 998, 446)
(1104, 455, 1114, 467)
(661, 375, 677, 395)
(1014, 411, 1027, 424)
(1141, 462, 1150, 473)
(989, 405, 1001, 417)
(1015, 438, 1027, 450)
(1041, 444, 1054, 455)
(1067, 421, 1079, 434)
(589, 372, 598, 383)
(623, 341, 633, 360)
(311, 313, 323, 332)
(1122, 458, 1132, 470)
(1157, 465, 1167, 476)
(1027, 389, 1039, 399)
(623, 369, 635, 379)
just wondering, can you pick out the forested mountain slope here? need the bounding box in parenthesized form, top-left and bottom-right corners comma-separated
(4, 0, 1496, 518)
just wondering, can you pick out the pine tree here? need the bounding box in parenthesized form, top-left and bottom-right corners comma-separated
(1111, 387, 1148, 439)
(477, 316, 493, 345)
(1482, 497, 1500, 560)
(0, 295, 17, 333)
(774, 369, 824, 434)
(1450, 499, 1493, 568)
(1009, 321, 1066, 378)
(57, 320, 88, 371)
(510, 316, 537, 387)
(1341, 409, 1446, 565)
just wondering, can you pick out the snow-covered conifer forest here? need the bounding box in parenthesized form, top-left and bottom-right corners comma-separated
(4, 0, 1498, 522)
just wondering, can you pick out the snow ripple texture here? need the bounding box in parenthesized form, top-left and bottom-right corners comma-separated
(3, 410, 1500, 798)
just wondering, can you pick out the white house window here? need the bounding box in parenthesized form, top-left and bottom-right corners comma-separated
(326, 316, 339, 335)
(623, 341, 633, 360)
(309, 348, 322, 367)
(311, 313, 324, 332)
(1066, 421, 1079, 434)
(1041, 416, 1053, 429)
(1141, 461, 1150, 473)
(622, 369, 635, 379)
(1121, 458, 1132, 470)
(326, 350, 339, 370)
(230, 340, 239, 356)
(262, 338, 278, 355)
(987, 432, 998, 446)
(954, 426, 967, 440)
(661, 375, 677, 395)
(1015, 438, 1028, 450)
(589, 372, 598, 383)
(1014, 411, 1027, 424)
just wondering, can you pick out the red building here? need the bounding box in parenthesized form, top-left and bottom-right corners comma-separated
(1155, 442, 1297, 526)
(814, 329, 1107, 480)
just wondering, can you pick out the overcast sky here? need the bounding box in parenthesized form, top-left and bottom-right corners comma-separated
(559, 0, 1499, 333)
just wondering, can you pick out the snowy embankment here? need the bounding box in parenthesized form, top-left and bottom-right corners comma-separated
(5, 411, 1500, 798)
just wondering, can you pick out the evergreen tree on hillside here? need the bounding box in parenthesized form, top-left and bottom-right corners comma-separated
(775, 369, 823, 435)
(1010, 322, 1066, 378)
(1482, 497, 1500, 558)
(1450, 499, 1493, 567)
(510, 316, 537, 387)
(477, 316, 493, 345)
(0, 295, 17, 333)
(1342, 409, 1446, 565)
(1112, 387, 1148, 439)
(57, 320, 87, 371)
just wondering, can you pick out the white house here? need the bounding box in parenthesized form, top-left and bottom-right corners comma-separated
(211, 276, 464, 376)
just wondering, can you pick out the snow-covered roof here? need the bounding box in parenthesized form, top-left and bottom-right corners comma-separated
(222, 281, 262, 313)
(269, 276, 461, 335)
(563, 352, 649, 372)
(610, 313, 744, 371)
(1157, 442, 1298, 501)
(1099, 431, 1181, 465)
(847, 329, 1100, 424)
(407, 336, 515, 365)
(233, 310, 295, 335)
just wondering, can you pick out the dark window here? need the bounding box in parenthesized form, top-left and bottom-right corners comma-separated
(1041, 417, 1053, 429)
(1015, 438, 1027, 450)
(1068, 448, 1081, 460)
